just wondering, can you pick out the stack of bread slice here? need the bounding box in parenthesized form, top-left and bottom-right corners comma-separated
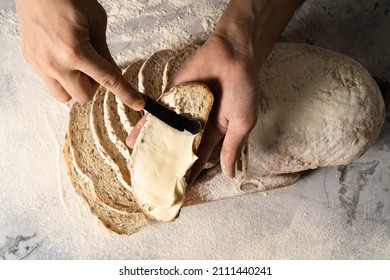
(63, 43, 386, 235)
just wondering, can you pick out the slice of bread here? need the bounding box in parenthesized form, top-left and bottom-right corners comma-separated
(116, 60, 144, 135)
(129, 83, 214, 222)
(65, 95, 144, 214)
(138, 49, 174, 100)
(159, 82, 214, 150)
(63, 133, 147, 235)
(104, 92, 132, 161)
(162, 44, 199, 92)
(90, 87, 132, 198)
(104, 61, 144, 161)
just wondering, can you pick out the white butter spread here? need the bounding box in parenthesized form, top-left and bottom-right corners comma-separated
(132, 116, 198, 221)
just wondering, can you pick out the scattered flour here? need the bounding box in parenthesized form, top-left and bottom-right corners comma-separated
(0, 9, 18, 37)
(0, 0, 389, 260)
(101, 0, 225, 66)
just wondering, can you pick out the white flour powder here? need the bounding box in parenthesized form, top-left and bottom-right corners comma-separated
(0, 0, 389, 260)
(102, 0, 225, 66)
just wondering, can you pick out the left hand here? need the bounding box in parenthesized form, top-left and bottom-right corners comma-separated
(127, 0, 302, 184)
(128, 34, 260, 182)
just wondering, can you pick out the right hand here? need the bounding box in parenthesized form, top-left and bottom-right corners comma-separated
(15, 0, 145, 109)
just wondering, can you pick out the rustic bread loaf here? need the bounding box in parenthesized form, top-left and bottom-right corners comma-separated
(239, 43, 385, 187)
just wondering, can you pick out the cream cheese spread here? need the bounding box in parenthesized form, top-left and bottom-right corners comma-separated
(131, 115, 198, 221)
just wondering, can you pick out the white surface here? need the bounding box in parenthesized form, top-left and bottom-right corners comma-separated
(0, 0, 389, 259)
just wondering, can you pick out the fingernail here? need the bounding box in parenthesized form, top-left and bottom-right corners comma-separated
(133, 100, 145, 111)
(221, 161, 235, 179)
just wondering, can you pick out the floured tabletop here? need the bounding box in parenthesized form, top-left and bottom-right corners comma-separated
(0, 0, 389, 259)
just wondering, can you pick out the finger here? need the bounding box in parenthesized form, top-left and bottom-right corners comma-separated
(41, 75, 71, 103)
(220, 123, 252, 179)
(126, 115, 148, 149)
(188, 122, 224, 185)
(78, 46, 145, 110)
(59, 71, 97, 104)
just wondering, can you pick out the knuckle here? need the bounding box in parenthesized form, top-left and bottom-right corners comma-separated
(60, 43, 83, 64)
(240, 114, 258, 132)
(100, 72, 121, 90)
(37, 53, 60, 76)
(221, 144, 236, 157)
(55, 94, 72, 103)
(248, 116, 258, 129)
(20, 45, 39, 70)
(19, 41, 63, 77)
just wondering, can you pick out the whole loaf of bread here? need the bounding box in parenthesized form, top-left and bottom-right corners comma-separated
(237, 43, 385, 189)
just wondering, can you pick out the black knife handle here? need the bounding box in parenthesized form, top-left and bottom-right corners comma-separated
(143, 95, 202, 135)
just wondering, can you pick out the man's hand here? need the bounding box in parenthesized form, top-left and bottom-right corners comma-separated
(127, 34, 259, 181)
(15, 0, 144, 109)
(128, 0, 302, 183)
(167, 35, 260, 180)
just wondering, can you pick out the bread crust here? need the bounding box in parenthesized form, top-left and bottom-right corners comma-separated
(139, 49, 175, 100)
(116, 60, 145, 135)
(104, 61, 145, 162)
(64, 99, 147, 234)
(159, 82, 214, 151)
(63, 135, 147, 235)
(162, 44, 199, 92)
(242, 43, 385, 177)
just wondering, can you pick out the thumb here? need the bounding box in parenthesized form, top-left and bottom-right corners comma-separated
(126, 115, 148, 149)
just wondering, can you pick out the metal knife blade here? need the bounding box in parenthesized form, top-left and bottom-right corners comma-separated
(143, 95, 202, 135)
